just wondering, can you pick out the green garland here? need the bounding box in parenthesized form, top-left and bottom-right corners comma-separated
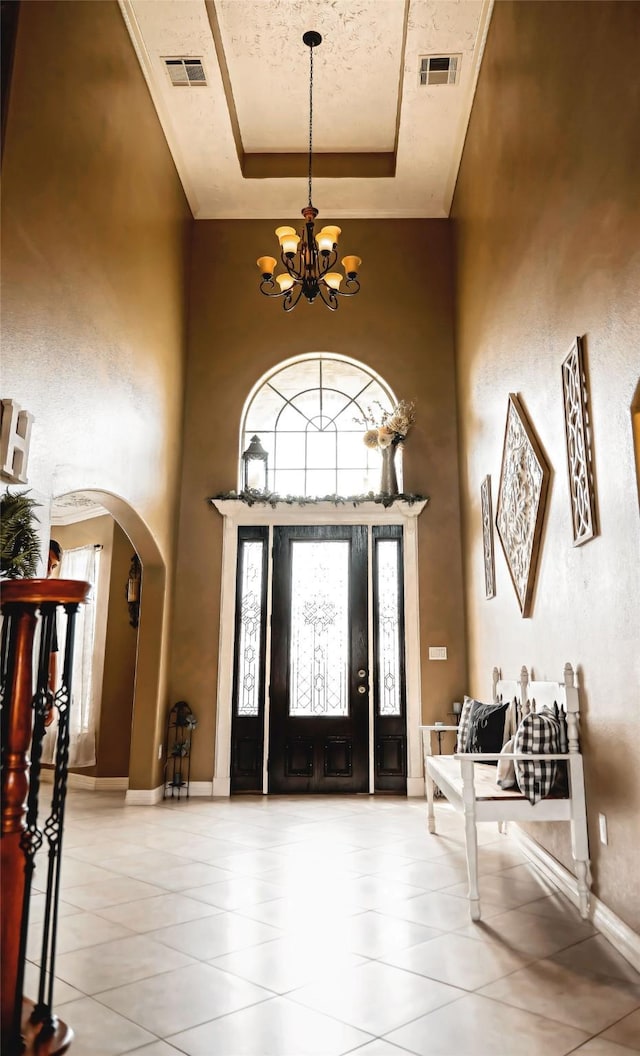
(209, 489, 428, 510)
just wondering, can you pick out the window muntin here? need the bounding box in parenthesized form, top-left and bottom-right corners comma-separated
(241, 355, 396, 496)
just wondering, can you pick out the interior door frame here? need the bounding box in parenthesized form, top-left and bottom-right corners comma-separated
(212, 499, 428, 796)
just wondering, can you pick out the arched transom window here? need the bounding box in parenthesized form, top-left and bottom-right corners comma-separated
(240, 354, 397, 497)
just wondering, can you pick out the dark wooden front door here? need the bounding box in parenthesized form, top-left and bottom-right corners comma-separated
(268, 525, 369, 793)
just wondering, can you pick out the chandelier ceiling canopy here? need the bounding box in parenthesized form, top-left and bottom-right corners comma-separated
(256, 31, 362, 312)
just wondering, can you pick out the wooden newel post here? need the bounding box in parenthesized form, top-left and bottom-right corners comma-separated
(1, 579, 90, 1056)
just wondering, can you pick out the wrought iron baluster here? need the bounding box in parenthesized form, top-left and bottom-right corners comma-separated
(1, 580, 88, 1056)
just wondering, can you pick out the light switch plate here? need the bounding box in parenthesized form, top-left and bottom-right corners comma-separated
(429, 646, 448, 660)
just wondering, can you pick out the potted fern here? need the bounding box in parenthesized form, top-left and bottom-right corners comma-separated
(0, 490, 41, 579)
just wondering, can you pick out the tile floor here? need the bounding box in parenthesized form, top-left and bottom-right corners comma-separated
(25, 791, 640, 1056)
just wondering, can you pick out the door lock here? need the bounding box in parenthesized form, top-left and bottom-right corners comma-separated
(357, 669, 367, 678)
(357, 685, 367, 694)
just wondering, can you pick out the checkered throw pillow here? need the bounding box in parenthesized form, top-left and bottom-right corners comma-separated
(514, 705, 568, 804)
(456, 696, 477, 753)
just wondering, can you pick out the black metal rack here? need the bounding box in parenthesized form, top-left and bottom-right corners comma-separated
(163, 701, 196, 800)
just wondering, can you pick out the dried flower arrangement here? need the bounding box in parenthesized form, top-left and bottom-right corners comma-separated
(355, 400, 416, 450)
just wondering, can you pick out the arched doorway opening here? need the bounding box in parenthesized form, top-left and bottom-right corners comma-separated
(50, 488, 167, 795)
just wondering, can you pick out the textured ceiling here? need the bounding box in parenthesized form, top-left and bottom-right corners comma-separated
(119, 0, 493, 219)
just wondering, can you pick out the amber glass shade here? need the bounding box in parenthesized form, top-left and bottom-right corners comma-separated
(275, 226, 296, 240)
(281, 234, 300, 255)
(257, 256, 277, 276)
(341, 255, 362, 276)
(276, 273, 295, 292)
(316, 225, 341, 252)
(324, 272, 342, 291)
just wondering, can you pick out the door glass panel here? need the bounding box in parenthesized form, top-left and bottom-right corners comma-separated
(376, 539, 402, 716)
(289, 540, 350, 717)
(236, 541, 264, 716)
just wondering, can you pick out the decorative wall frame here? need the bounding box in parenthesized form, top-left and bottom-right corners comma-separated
(562, 336, 597, 545)
(480, 475, 496, 599)
(496, 394, 550, 617)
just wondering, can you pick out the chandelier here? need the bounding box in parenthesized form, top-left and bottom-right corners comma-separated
(256, 31, 361, 312)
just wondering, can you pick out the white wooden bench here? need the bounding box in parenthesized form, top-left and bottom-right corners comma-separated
(421, 662, 590, 922)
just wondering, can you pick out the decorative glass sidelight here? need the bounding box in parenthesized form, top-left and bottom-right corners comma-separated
(236, 541, 265, 716)
(375, 539, 402, 716)
(289, 540, 350, 717)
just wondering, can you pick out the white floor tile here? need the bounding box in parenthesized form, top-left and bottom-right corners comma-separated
(599, 1007, 640, 1049)
(96, 892, 222, 932)
(167, 994, 373, 1055)
(289, 959, 464, 1035)
(479, 958, 640, 1033)
(384, 991, 590, 1056)
(148, 910, 281, 959)
(27, 790, 638, 1056)
(55, 996, 156, 1055)
(55, 933, 196, 993)
(95, 961, 272, 1036)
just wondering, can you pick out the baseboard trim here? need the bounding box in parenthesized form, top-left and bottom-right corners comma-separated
(40, 772, 128, 792)
(125, 786, 163, 805)
(212, 777, 231, 797)
(407, 777, 424, 798)
(95, 777, 129, 791)
(187, 781, 214, 797)
(512, 827, 640, 973)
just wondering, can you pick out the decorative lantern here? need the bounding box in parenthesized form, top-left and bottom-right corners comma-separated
(242, 435, 269, 493)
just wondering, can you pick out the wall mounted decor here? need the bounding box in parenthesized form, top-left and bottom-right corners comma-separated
(496, 394, 550, 617)
(126, 553, 141, 628)
(480, 475, 496, 599)
(562, 336, 597, 545)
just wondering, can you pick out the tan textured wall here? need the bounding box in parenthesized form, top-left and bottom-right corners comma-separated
(172, 219, 467, 781)
(98, 523, 138, 779)
(453, 1, 640, 930)
(1, 1, 191, 788)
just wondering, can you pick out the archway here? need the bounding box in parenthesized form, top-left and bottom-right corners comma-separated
(50, 488, 167, 796)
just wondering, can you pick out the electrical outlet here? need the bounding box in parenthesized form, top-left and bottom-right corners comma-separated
(158, 743, 163, 760)
(428, 646, 448, 661)
(598, 812, 608, 845)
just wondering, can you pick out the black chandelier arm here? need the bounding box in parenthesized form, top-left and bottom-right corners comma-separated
(259, 278, 297, 298)
(319, 275, 361, 299)
(317, 283, 340, 311)
(317, 247, 338, 274)
(338, 276, 361, 296)
(282, 285, 305, 312)
(281, 253, 304, 280)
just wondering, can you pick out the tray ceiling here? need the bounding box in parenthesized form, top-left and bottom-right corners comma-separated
(119, 0, 493, 219)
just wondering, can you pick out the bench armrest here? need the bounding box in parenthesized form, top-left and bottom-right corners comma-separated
(451, 752, 572, 762)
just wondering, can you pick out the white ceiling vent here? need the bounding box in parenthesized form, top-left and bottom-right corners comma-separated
(164, 58, 207, 87)
(419, 55, 460, 86)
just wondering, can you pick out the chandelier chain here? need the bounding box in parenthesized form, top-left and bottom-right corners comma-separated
(308, 40, 314, 207)
(256, 30, 361, 310)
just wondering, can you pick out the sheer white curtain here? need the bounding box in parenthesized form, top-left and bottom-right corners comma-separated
(42, 544, 101, 767)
